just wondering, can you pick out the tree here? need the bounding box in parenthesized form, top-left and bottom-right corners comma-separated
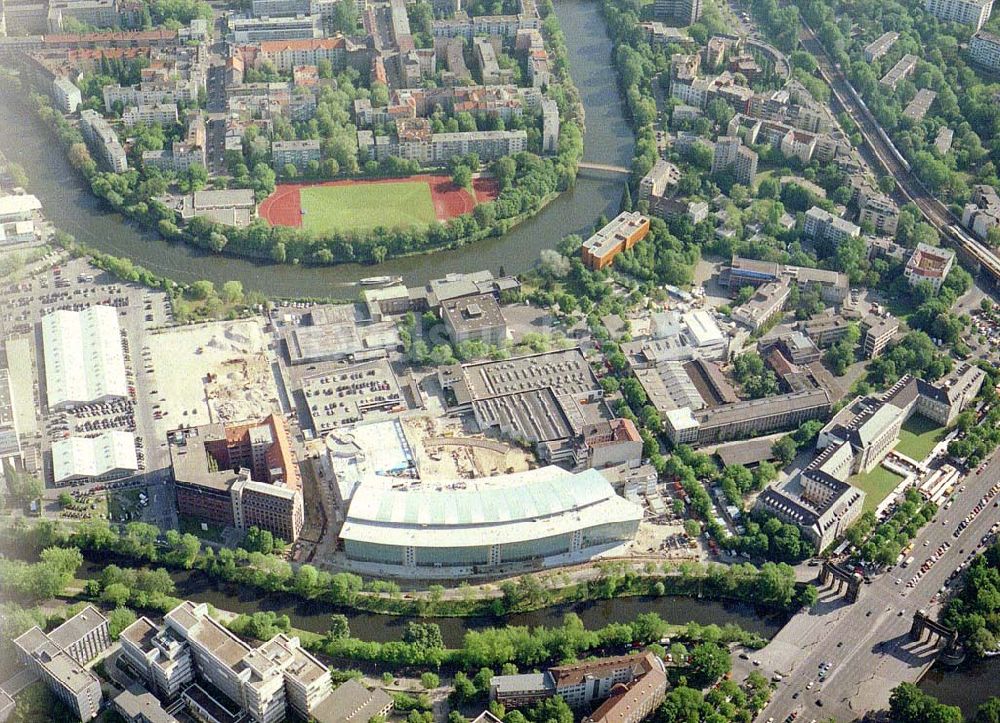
(108, 607, 137, 640)
(327, 614, 350, 640)
(772, 435, 798, 466)
(420, 672, 440, 689)
(684, 519, 703, 538)
(101, 582, 131, 607)
(452, 164, 473, 190)
(221, 280, 244, 305)
(977, 697, 1000, 723)
(57, 492, 73, 508)
(189, 279, 215, 300)
(7, 471, 43, 506)
(686, 642, 731, 687)
(797, 584, 819, 608)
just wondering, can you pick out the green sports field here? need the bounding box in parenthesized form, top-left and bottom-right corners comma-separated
(850, 466, 906, 514)
(299, 181, 438, 233)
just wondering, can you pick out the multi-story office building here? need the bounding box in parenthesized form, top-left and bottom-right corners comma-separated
(441, 293, 508, 345)
(271, 139, 321, 169)
(80, 109, 128, 172)
(803, 206, 861, 245)
(653, 0, 702, 25)
(158, 601, 334, 723)
(758, 366, 986, 550)
(170, 414, 305, 542)
(731, 280, 791, 332)
(904, 242, 954, 292)
(726, 257, 849, 304)
(924, 0, 993, 30)
(665, 387, 831, 446)
(118, 617, 196, 698)
(711, 135, 758, 185)
(14, 606, 110, 722)
(861, 314, 898, 359)
(580, 212, 651, 270)
(969, 30, 1000, 70)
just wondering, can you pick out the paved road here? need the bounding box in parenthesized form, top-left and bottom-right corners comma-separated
(797, 21, 1000, 286)
(739, 449, 1000, 721)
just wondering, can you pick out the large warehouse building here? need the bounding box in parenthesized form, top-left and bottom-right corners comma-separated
(339, 466, 643, 575)
(51, 431, 138, 486)
(42, 306, 127, 411)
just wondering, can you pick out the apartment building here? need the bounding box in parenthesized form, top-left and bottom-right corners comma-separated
(228, 13, 322, 42)
(903, 88, 937, 121)
(14, 606, 110, 722)
(925, 0, 994, 30)
(160, 601, 334, 723)
(53, 76, 81, 112)
(711, 135, 758, 185)
(904, 242, 954, 292)
(79, 108, 128, 172)
(142, 114, 206, 173)
(859, 193, 900, 235)
(963, 184, 1000, 241)
(861, 314, 899, 359)
(879, 53, 918, 89)
(638, 158, 681, 201)
(542, 97, 559, 153)
(582, 656, 669, 723)
(969, 30, 1000, 69)
(256, 36, 345, 70)
(803, 206, 861, 245)
(123, 102, 179, 127)
(491, 653, 666, 711)
(864, 31, 899, 62)
(271, 138, 321, 169)
(653, 0, 702, 25)
(580, 212, 651, 270)
(47, 0, 119, 31)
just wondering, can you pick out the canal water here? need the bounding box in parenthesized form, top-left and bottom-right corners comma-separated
(0, 0, 632, 299)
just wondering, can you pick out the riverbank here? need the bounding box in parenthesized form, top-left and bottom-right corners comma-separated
(0, 0, 632, 298)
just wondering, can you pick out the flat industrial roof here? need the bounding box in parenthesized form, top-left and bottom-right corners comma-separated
(341, 466, 642, 548)
(51, 431, 137, 483)
(42, 306, 127, 408)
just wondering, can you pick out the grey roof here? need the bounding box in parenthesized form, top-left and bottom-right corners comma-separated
(48, 605, 108, 651)
(312, 679, 393, 723)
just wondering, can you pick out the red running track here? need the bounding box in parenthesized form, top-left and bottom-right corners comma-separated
(258, 175, 500, 229)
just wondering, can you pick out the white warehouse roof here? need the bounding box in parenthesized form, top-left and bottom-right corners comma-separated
(0, 194, 42, 220)
(42, 306, 128, 409)
(685, 309, 726, 348)
(340, 466, 643, 548)
(52, 431, 138, 484)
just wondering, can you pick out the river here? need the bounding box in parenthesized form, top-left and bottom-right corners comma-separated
(0, 0, 632, 299)
(76, 559, 785, 647)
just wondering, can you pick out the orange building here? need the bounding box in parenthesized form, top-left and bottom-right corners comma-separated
(580, 212, 650, 270)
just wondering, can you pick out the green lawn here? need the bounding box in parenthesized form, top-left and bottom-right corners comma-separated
(299, 181, 437, 233)
(850, 466, 906, 514)
(894, 414, 947, 462)
(179, 513, 225, 543)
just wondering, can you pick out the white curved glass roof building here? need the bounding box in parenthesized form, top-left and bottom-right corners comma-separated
(340, 466, 642, 572)
(42, 306, 127, 410)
